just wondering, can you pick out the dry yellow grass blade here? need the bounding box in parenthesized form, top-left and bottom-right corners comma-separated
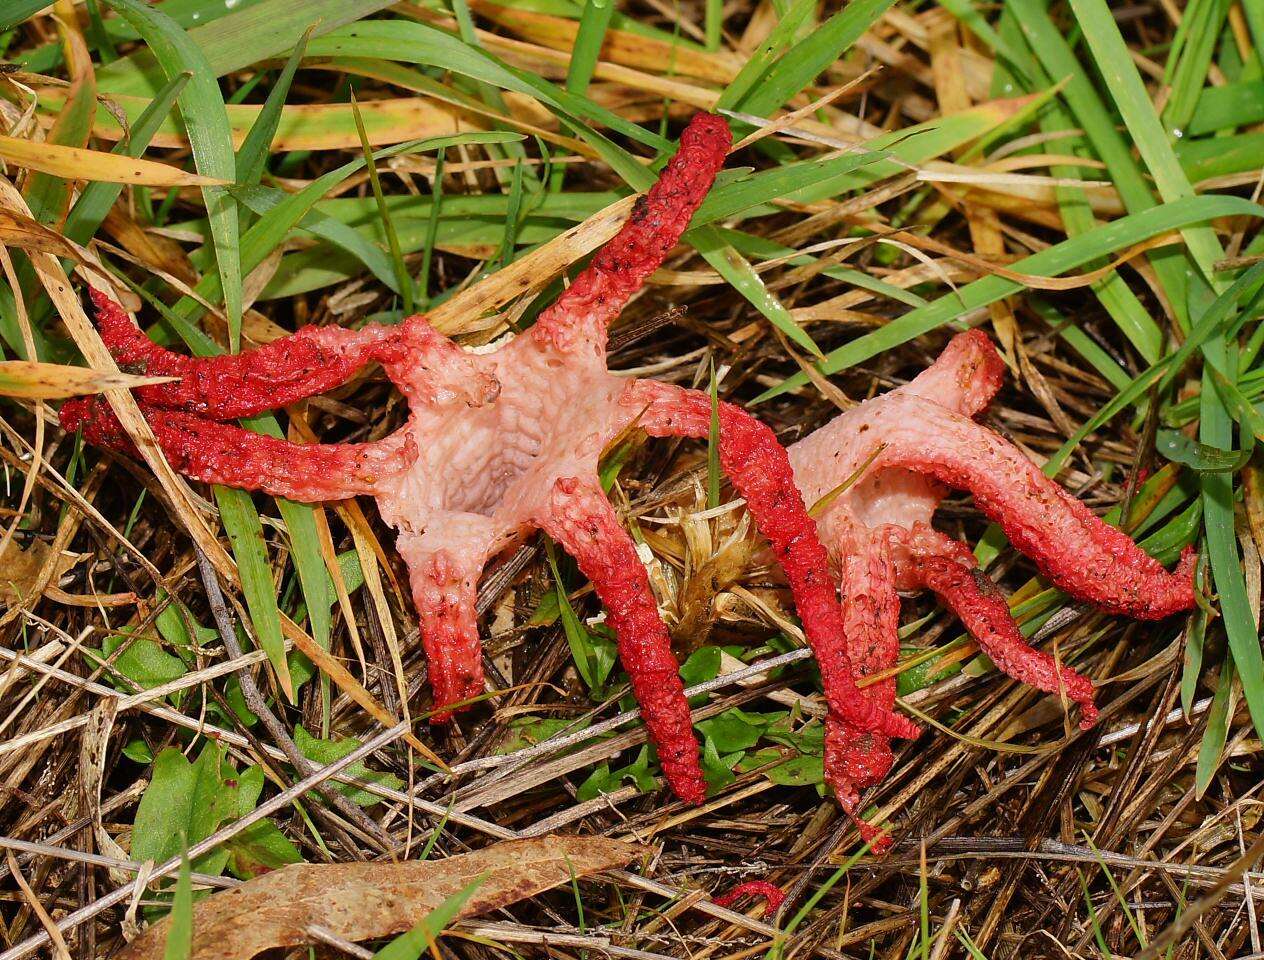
(429, 194, 636, 334)
(33, 89, 484, 151)
(0, 208, 92, 260)
(278, 616, 443, 768)
(0, 360, 175, 400)
(466, 0, 743, 84)
(0, 135, 226, 186)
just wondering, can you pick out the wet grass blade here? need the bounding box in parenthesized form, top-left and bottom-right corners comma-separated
(734, 0, 894, 117)
(716, 0, 814, 110)
(691, 226, 824, 358)
(104, 0, 243, 352)
(1161, 0, 1230, 137)
(1066, 0, 1226, 286)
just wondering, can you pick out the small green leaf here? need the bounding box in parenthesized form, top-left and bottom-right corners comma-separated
(225, 819, 302, 879)
(678, 646, 723, 687)
(294, 726, 402, 807)
(123, 739, 155, 764)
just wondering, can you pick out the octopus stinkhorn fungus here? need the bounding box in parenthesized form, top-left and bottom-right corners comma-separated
(787, 329, 1197, 820)
(59, 113, 914, 807)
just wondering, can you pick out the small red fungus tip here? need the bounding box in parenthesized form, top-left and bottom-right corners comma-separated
(713, 880, 786, 913)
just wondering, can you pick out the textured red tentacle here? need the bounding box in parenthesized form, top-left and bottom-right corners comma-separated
(60, 396, 414, 502)
(903, 526, 1099, 728)
(532, 113, 731, 350)
(824, 529, 902, 816)
(874, 397, 1196, 620)
(713, 880, 786, 913)
(538, 477, 706, 805)
(627, 380, 918, 743)
(86, 288, 410, 419)
(402, 548, 485, 724)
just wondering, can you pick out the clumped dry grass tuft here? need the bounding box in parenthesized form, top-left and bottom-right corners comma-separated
(1, 0, 1262, 957)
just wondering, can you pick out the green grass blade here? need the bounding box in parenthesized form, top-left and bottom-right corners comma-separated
(418, 149, 446, 309)
(162, 847, 193, 960)
(1004, 0, 1195, 327)
(715, 0, 814, 110)
(95, 0, 394, 96)
(755, 196, 1264, 402)
(215, 487, 291, 699)
(372, 875, 486, 960)
(1, 1, 49, 31)
(566, 0, 615, 94)
(1199, 351, 1264, 740)
(235, 23, 312, 188)
(23, 45, 95, 229)
(1161, 0, 1231, 136)
(104, 0, 244, 352)
(350, 91, 414, 314)
(1189, 79, 1264, 134)
(1066, 0, 1226, 286)
(983, 7, 1163, 361)
(691, 226, 823, 358)
(306, 21, 670, 154)
(64, 71, 190, 245)
(735, 0, 895, 117)
(1194, 649, 1236, 797)
(704, 0, 721, 51)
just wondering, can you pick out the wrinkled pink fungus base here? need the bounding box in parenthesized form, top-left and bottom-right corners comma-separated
(787, 330, 1196, 828)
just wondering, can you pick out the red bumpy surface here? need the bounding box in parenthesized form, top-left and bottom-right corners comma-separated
(788, 329, 1196, 831)
(713, 880, 786, 913)
(61, 113, 914, 807)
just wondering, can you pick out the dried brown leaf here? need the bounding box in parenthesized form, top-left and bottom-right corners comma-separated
(118, 836, 643, 960)
(0, 538, 79, 603)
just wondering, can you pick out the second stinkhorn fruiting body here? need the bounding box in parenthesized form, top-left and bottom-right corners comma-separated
(787, 330, 1197, 821)
(60, 113, 914, 807)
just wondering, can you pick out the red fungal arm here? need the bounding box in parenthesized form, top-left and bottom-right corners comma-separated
(60, 396, 414, 501)
(713, 880, 786, 913)
(401, 547, 485, 723)
(899, 329, 1006, 417)
(903, 526, 1098, 727)
(629, 380, 918, 742)
(86, 288, 410, 420)
(875, 396, 1196, 620)
(538, 476, 707, 805)
(825, 529, 902, 813)
(532, 113, 731, 350)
